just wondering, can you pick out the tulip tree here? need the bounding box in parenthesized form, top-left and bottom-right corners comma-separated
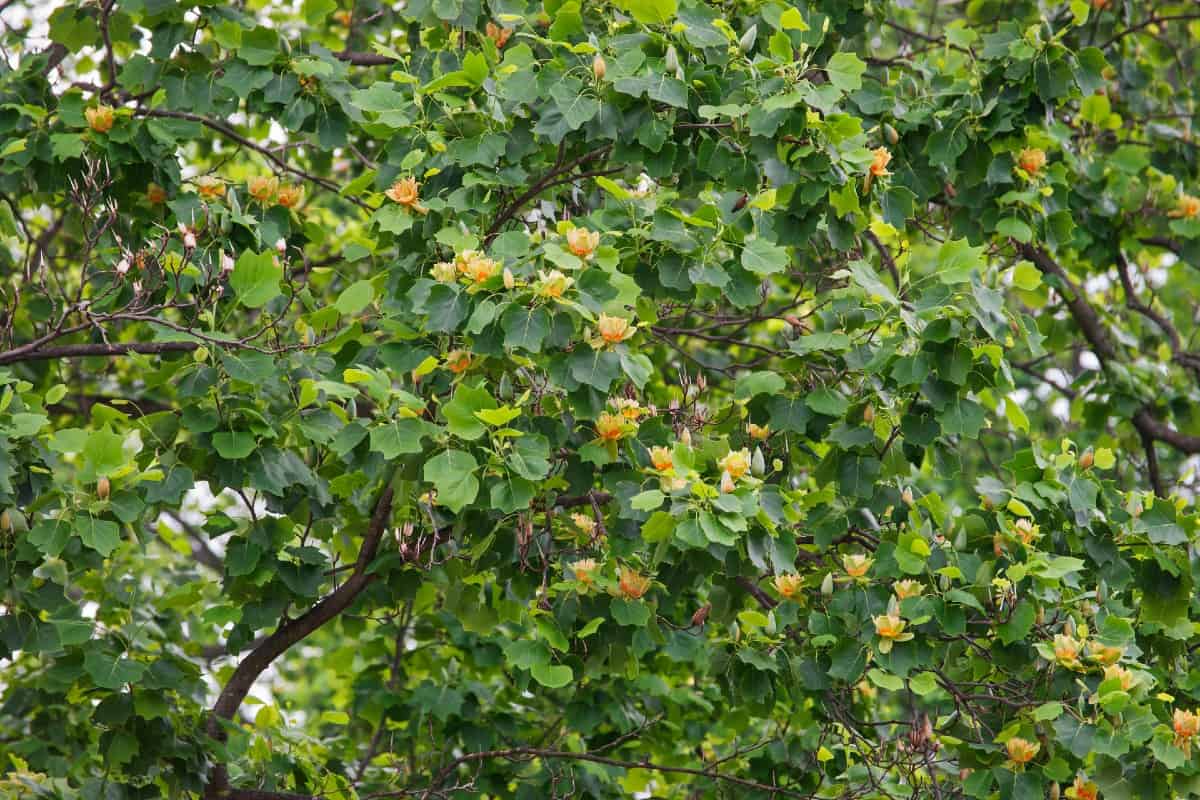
(5, 0, 1200, 797)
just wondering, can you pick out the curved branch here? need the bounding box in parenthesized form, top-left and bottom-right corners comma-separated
(205, 486, 395, 799)
(0, 341, 198, 365)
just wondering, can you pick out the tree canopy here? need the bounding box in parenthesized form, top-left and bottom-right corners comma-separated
(3, 0, 1200, 798)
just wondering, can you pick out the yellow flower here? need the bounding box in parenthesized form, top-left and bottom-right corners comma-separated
(747, 422, 770, 440)
(873, 612, 913, 652)
(1053, 634, 1082, 669)
(386, 176, 423, 210)
(773, 573, 803, 599)
(430, 261, 457, 282)
(1102, 664, 1134, 692)
(594, 412, 628, 442)
(462, 253, 500, 284)
(276, 183, 304, 208)
(719, 449, 750, 481)
(618, 567, 652, 599)
(1004, 736, 1040, 767)
(869, 146, 892, 177)
(247, 175, 279, 203)
(609, 397, 646, 421)
(196, 175, 226, 200)
(720, 472, 736, 493)
(843, 553, 873, 578)
(1017, 147, 1047, 176)
(571, 512, 596, 535)
(1174, 709, 1200, 756)
(566, 227, 600, 259)
(571, 558, 598, 586)
(146, 182, 167, 205)
(648, 446, 674, 472)
(535, 269, 574, 298)
(86, 105, 114, 133)
(595, 313, 635, 345)
(1013, 517, 1040, 545)
(1089, 642, 1123, 666)
(445, 350, 472, 374)
(893, 579, 923, 600)
(1169, 193, 1200, 219)
(486, 21, 513, 48)
(1064, 775, 1099, 800)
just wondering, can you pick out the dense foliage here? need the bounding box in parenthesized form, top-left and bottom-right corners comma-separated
(3, 0, 1200, 797)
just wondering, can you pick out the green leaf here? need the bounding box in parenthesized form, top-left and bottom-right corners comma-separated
(615, 0, 676, 25)
(84, 649, 146, 689)
(734, 370, 786, 401)
(77, 516, 121, 556)
(213, 431, 257, 460)
(335, 280, 375, 315)
(530, 662, 573, 688)
(424, 450, 480, 512)
(231, 250, 283, 308)
(741, 237, 789, 275)
(937, 238, 987, 284)
(825, 52, 866, 93)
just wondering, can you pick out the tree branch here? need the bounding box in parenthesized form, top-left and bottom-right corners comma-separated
(205, 487, 395, 799)
(484, 145, 614, 243)
(0, 341, 198, 366)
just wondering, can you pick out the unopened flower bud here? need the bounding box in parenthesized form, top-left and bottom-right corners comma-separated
(503, 267, 515, 289)
(752, 447, 766, 476)
(96, 476, 111, 501)
(1078, 449, 1094, 470)
(221, 252, 235, 275)
(115, 257, 130, 276)
(665, 45, 679, 73)
(275, 238, 287, 255)
(183, 231, 197, 249)
(592, 54, 607, 80)
(739, 24, 757, 53)
(821, 572, 834, 596)
(901, 487, 914, 506)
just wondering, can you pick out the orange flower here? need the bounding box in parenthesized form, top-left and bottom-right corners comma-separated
(648, 446, 673, 472)
(247, 175, 279, 203)
(386, 177, 422, 209)
(536, 269, 573, 298)
(571, 512, 596, 535)
(718, 449, 750, 480)
(486, 22, 513, 48)
(594, 412, 627, 442)
(618, 567, 651, 599)
(1089, 642, 1123, 666)
(893, 579, 923, 600)
(843, 553, 873, 578)
(1174, 709, 1200, 756)
(873, 612, 912, 652)
(1065, 775, 1099, 800)
(571, 558, 598, 586)
(609, 397, 646, 421)
(196, 176, 226, 200)
(596, 314, 635, 345)
(1004, 736, 1040, 767)
(146, 182, 167, 205)
(1013, 517, 1040, 544)
(1053, 634, 1082, 669)
(462, 253, 500, 284)
(773, 573, 803, 599)
(1169, 193, 1200, 219)
(747, 422, 770, 440)
(276, 184, 304, 208)
(1102, 664, 1133, 691)
(86, 105, 114, 133)
(445, 350, 472, 374)
(1017, 148, 1047, 176)
(566, 227, 600, 259)
(869, 146, 892, 177)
